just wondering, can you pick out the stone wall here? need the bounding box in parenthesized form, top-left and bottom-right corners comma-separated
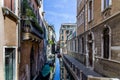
(19, 40, 43, 80)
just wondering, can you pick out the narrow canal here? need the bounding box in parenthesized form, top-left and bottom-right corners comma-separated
(54, 56, 60, 80)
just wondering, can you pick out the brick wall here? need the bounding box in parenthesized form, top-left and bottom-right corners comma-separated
(19, 40, 43, 80)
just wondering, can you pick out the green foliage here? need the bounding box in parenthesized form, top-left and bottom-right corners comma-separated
(48, 40, 54, 45)
(32, 17, 43, 34)
(26, 9, 36, 18)
(23, 0, 29, 8)
(25, 20, 31, 25)
(23, 0, 43, 34)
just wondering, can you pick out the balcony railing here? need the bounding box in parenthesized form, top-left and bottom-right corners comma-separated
(62, 55, 109, 80)
(21, 0, 44, 41)
(62, 55, 82, 80)
(62, 55, 120, 80)
(22, 20, 43, 40)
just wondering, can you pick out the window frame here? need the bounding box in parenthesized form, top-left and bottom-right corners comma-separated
(3, 46, 17, 80)
(101, 0, 112, 12)
(101, 26, 111, 60)
(4, 0, 15, 12)
(88, 0, 94, 22)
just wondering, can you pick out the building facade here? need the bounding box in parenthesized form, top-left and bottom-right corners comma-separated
(47, 25, 56, 57)
(59, 23, 77, 54)
(65, 0, 120, 79)
(0, 0, 48, 80)
(47, 25, 56, 80)
(19, 0, 47, 80)
(0, 0, 19, 80)
(59, 23, 77, 80)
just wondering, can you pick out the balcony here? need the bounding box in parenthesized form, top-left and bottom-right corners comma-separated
(22, 19, 43, 42)
(22, 0, 43, 41)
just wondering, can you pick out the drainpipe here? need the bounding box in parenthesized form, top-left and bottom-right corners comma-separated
(84, 0, 88, 67)
(18, 0, 21, 64)
(84, 0, 86, 32)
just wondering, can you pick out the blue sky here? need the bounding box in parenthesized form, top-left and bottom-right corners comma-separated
(43, 0, 76, 41)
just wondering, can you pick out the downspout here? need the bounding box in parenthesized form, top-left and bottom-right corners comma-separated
(17, 0, 21, 80)
(18, 0, 21, 64)
(84, 0, 86, 32)
(84, 0, 88, 67)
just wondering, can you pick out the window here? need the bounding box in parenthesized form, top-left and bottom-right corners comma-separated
(88, 0, 93, 22)
(61, 30, 64, 34)
(66, 30, 69, 34)
(62, 36, 64, 41)
(75, 39, 76, 52)
(77, 9, 84, 27)
(104, 0, 109, 9)
(5, 48, 16, 80)
(82, 37, 84, 53)
(4, 0, 15, 12)
(78, 38, 80, 53)
(72, 40, 73, 51)
(70, 41, 72, 50)
(70, 31, 72, 34)
(103, 28, 110, 59)
(101, 0, 112, 11)
(62, 42, 64, 47)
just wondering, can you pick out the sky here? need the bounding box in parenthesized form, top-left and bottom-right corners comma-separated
(43, 0, 76, 41)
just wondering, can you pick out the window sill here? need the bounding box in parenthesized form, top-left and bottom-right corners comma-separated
(88, 19, 93, 23)
(95, 56, 120, 64)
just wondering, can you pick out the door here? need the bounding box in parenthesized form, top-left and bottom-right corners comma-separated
(88, 34, 93, 67)
(30, 46, 34, 80)
(88, 42, 93, 67)
(103, 28, 109, 59)
(5, 48, 16, 80)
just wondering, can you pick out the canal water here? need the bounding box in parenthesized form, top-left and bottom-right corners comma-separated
(54, 57, 60, 80)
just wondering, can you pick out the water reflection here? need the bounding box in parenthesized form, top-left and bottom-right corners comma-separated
(54, 57, 60, 80)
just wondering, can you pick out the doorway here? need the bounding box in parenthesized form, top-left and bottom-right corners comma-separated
(87, 33, 94, 68)
(30, 46, 34, 80)
(5, 47, 16, 80)
(103, 27, 110, 59)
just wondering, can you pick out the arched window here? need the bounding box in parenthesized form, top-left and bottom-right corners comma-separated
(103, 27, 110, 59)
